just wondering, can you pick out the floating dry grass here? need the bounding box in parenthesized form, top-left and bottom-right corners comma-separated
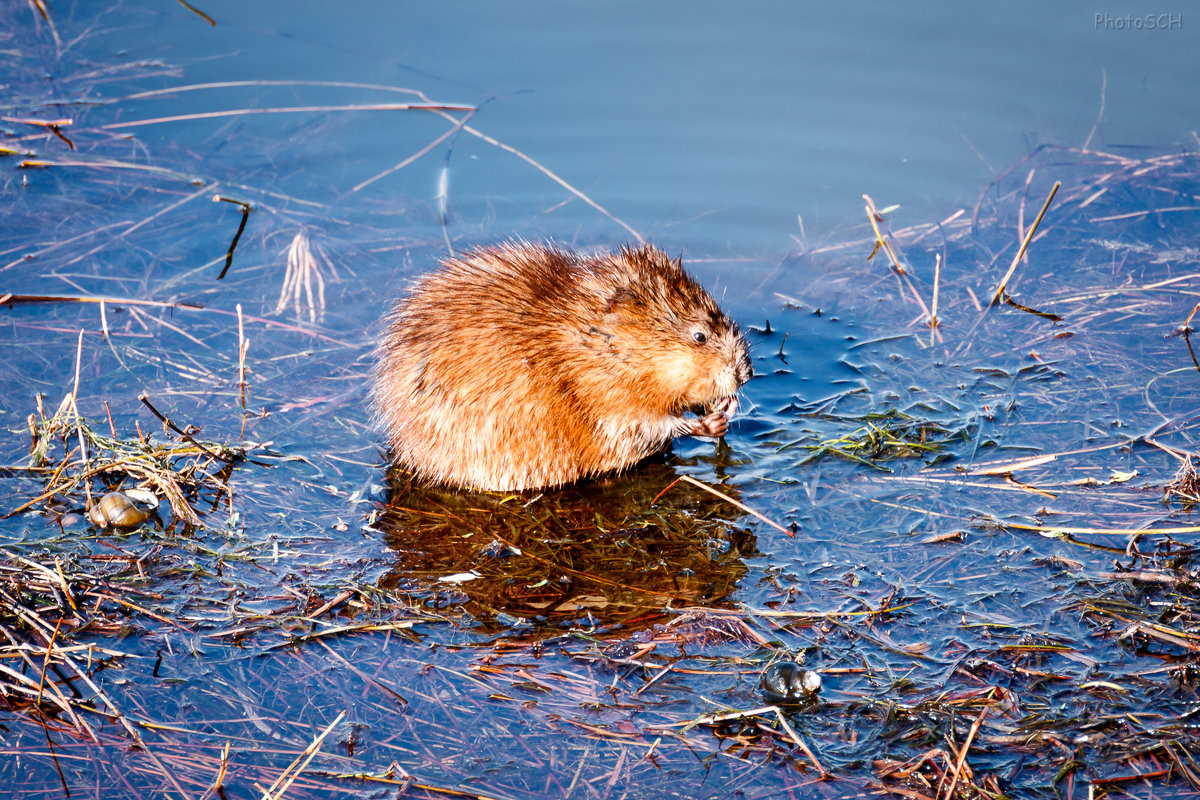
(11, 385, 256, 530)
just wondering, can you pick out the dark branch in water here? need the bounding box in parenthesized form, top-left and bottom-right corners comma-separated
(214, 195, 251, 281)
(174, 0, 216, 26)
(138, 392, 236, 465)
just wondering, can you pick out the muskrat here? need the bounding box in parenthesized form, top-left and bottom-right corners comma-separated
(370, 241, 752, 491)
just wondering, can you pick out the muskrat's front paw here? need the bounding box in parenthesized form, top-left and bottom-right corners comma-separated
(690, 411, 729, 438)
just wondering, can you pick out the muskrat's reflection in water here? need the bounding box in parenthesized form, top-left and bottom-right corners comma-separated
(376, 460, 759, 634)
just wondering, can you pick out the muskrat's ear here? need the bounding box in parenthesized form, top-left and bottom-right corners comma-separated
(604, 287, 642, 313)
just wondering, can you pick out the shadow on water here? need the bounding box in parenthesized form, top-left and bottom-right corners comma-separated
(377, 460, 759, 634)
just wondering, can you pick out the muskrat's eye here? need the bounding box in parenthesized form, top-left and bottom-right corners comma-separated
(692, 331, 708, 345)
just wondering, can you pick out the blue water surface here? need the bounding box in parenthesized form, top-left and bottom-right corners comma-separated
(4, 2, 1200, 798)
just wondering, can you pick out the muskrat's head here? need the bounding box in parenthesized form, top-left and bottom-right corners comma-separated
(602, 245, 753, 414)
(665, 306, 753, 415)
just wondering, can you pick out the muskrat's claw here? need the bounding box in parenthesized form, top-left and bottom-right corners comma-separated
(684, 395, 739, 438)
(690, 410, 730, 438)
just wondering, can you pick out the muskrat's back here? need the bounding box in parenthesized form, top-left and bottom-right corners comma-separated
(371, 241, 751, 491)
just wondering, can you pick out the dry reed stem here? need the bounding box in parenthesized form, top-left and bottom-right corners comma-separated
(939, 705, 987, 800)
(352, 107, 476, 194)
(670, 704, 827, 775)
(236, 302, 249, 410)
(651, 475, 794, 538)
(864, 195, 906, 274)
(123, 79, 455, 100)
(102, 102, 473, 130)
(988, 180, 1061, 304)
(1008, 522, 1200, 536)
(198, 741, 231, 800)
(767, 708, 828, 776)
(260, 710, 346, 800)
(17, 157, 201, 183)
(1182, 301, 1200, 330)
(864, 195, 934, 323)
(275, 231, 333, 323)
(929, 252, 942, 348)
(426, 109, 643, 242)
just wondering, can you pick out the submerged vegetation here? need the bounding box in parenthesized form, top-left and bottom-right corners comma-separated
(3, 5, 1200, 800)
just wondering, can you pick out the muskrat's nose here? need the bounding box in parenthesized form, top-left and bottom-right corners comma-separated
(735, 342, 753, 384)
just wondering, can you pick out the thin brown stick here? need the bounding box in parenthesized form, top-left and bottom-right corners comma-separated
(988, 181, 1060, 304)
(174, 0, 215, 26)
(34, 617, 65, 714)
(137, 393, 233, 464)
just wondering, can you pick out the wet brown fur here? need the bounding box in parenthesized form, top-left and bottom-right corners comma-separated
(370, 241, 752, 491)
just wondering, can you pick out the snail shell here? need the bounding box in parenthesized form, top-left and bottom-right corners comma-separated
(87, 491, 154, 529)
(761, 661, 822, 704)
